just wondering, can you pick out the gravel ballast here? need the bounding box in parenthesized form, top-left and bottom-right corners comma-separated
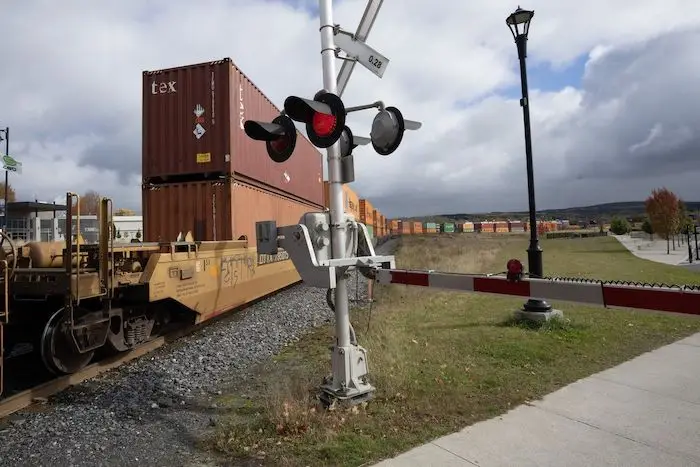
(0, 239, 397, 467)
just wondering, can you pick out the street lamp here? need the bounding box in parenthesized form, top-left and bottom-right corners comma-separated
(506, 6, 553, 315)
(0, 127, 8, 230)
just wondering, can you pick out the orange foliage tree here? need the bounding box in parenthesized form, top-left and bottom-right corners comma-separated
(645, 187, 679, 254)
(72, 190, 102, 215)
(0, 182, 16, 203)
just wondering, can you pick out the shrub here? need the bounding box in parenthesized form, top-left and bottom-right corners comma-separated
(609, 217, 630, 235)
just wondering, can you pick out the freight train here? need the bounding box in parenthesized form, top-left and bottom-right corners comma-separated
(0, 57, 393, 397)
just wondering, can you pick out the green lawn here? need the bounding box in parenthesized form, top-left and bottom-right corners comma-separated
(204, 234, 700, 467)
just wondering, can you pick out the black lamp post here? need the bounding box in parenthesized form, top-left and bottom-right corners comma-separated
(507, 6, 552, 313)
(0, 127, 8, 230)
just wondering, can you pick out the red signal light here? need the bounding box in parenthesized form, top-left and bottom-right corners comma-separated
(312, 112, 337, 137)
(284, 91, 346, 149)
(243, 114, 297, 163)
(506, 259, 524, 282)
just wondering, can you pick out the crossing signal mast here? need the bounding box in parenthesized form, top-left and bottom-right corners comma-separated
(244, 0, 421, 407)
(244, 0, 700, 410)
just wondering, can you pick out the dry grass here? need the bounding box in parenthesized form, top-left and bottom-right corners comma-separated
(206, 233, 700, 467)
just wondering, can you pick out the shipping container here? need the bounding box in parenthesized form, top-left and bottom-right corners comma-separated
(322, 182, 361, 220)
(371, 209, 378, 228)
(481, 221, 496, 233)
(359, 199, 374, 225)
(142, 178, 321, 244)
(411, 221, 422, 234)
(142, 58, 323, 206)
(462, 221, 475, 233)
(423, 222, 437, 230)
(442, 222, 455, 233)
(473, 222, 482, 233)
(495, 221, 509, 233)
(399, 221, 411, 234)
(508, 220, 524, 232)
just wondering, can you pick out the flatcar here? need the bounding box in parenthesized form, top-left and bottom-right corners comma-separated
(0, 192, 301, 396)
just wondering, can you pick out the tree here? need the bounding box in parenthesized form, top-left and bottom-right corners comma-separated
(114, 208, 135, 216)
(73, 190, 101, 215)
(609, 216, 630, 235)
(677, 199, 694, 245)
(641, 218, 654, 237)
(0, 182, 16, 202)
(645, 187, 680, 254)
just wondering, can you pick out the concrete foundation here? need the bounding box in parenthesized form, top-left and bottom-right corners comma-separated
(514, 308, 564, 323)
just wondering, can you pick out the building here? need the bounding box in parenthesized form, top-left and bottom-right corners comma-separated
(0, 199, 143, 245)
(1, 200, 66, 243)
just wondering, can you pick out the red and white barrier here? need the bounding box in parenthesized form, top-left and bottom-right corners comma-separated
(375, 269, 700, 316)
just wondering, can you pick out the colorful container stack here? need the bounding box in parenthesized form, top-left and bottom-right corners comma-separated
(442, 222, 456, 233)
(423, 222, 438, 234)
(481, 221, 495, 233)
(359, 199, 374, 226)
(462, 221, 475, 233)
(410, 221, 423, 234)
(322, 182, 364, 221)
(390, 219, 400, 235)
(141, 58, 324, 244)
(508, 220, 525, 232)
(495, 221, 509, 233)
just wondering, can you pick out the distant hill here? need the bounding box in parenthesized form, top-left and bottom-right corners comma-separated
(406, 201, 700, 224)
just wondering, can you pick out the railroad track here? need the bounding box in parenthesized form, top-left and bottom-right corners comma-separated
(0, 279, 306, 420)
(0, 323, 199, 419)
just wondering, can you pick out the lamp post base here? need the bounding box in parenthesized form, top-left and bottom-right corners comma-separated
(514, 307, 564, 324)
(515, 299, 563, 324)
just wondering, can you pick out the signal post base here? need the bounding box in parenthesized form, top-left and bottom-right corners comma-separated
(319, 344, 375, 409)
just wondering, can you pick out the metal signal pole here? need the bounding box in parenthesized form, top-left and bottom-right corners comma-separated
(318, 0, 374, 404)
(1, 127, 8, 230)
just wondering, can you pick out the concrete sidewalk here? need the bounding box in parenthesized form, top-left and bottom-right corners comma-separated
(613, 234, 693, 266)
(372, 333, 700, 467)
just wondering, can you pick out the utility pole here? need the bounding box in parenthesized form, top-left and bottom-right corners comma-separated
(0, 127, 8, 230)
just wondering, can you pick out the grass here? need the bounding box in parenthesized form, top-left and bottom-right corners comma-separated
(204, 234, 700, 467)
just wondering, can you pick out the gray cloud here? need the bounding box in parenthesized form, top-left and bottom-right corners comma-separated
(360, 27, 700, 217)
(2, 1, 700, 219)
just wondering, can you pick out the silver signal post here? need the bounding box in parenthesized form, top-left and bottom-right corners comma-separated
(318, 0, 376, 407)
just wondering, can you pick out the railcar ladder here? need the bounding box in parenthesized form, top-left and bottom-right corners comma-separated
(65, 192, 110, 355)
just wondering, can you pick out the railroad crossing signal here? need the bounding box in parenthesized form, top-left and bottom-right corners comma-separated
(243, 114, 297, 163)
(283, 91, 347, 149)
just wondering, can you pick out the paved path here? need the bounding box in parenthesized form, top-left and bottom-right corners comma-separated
(612, 234, 694, 266)
(372, 333, 700, 467)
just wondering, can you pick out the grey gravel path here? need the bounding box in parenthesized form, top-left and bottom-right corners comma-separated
(0, 238, 398, 467)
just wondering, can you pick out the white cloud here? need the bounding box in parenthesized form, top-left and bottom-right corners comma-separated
(1, 0, 700, 218)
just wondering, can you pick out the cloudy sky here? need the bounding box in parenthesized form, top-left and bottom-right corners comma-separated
(2, 0, 700, 218)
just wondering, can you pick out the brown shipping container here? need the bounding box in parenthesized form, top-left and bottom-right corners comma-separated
(142, 58, 323, 206)
(359, 199, 374, 225)
(143, 178, 320, 244)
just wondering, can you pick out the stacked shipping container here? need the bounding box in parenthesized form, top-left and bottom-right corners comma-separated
(423, 222, 438, 234)
(508, 220, 524, 232)
(142, 58, 324, 244)
(359, 199, 374, 226)
(322, 182, 361, 220)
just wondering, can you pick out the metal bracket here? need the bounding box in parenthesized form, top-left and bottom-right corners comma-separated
(278, 223, 395, 289)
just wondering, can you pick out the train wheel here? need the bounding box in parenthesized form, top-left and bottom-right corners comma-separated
(40, 309, 95, 375)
